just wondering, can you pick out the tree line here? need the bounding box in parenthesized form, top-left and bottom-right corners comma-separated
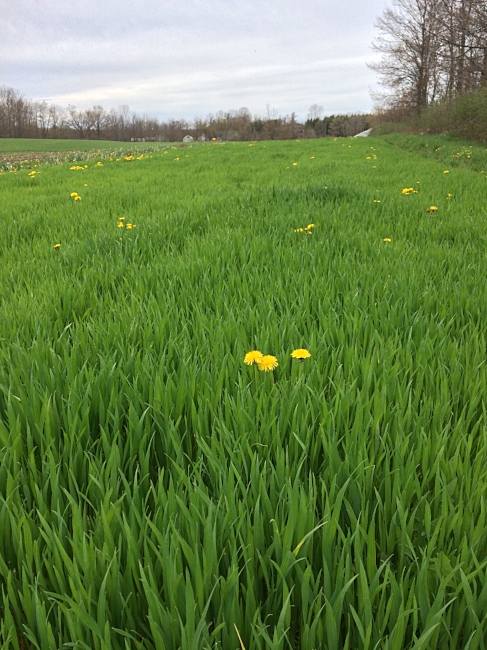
(371, 0, 487, 117)
(0, 87, 370, 142)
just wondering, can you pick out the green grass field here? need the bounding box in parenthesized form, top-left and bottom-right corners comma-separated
(0, 136, 487, 649)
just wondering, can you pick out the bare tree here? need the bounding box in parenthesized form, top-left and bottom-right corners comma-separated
(436, 0, 487, 93)
(86, 105, 109, 139)
(48, 104, 65, 138)
(308, 104, 324, 120)
(369, 0, 443, 112)
(0, 86, 35, 137)
(370, 0, 487, 116)
(34, 101, 51, 138)
(65, 105, 89, 139)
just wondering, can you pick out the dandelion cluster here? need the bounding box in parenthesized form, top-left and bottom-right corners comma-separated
(453, 147, 472, 160)
(70, 192, 81, 201)
(402, 187, 418, 195)
(245, 348, 311, 371)
(244, 351, 278, 372)
(117, 217, 136, 229)
(294, 223, 315, 234)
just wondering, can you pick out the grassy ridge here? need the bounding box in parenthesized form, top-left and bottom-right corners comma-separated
(377, 133, 487, 174)
(0, 138, 486, 649)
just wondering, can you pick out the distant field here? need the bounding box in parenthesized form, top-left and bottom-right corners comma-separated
(0, 137, 132, 153)
(1, 136, 487, 649)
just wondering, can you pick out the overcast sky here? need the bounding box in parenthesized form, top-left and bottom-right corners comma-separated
(1, 0, 389, 122)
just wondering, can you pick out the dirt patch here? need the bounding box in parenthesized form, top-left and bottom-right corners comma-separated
(0, 151, 60, 165)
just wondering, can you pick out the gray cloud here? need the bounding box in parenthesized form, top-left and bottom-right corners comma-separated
(1, 0, 388, 120)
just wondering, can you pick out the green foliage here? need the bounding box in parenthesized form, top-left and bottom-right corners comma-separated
(375, 88, 487, 145)
(452, 89, 487, 143)
(0, 138, 486, 648)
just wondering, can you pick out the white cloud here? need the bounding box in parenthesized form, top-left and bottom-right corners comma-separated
(1, 0, 388, 120)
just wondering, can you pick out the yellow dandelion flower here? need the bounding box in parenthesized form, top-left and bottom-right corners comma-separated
(70, 192, 78, 197)
(117, 222, 124, 228)
(258, 355, 278, 372)
(96, 162, 103, 167)
(447, 193, 452, 198)
(383, 238, 392, 242)
(443, 170, 449, 174)
(53, 243, 61, 250)
(244, 350, 263, 366)
(126, 223, 134, 229)
(74, 195, 81, 201)
(310, 156, 315, 159)
(373, 199, 381, 203)
(292, 162, 298, 166)
(426, 206, 438, 213)
(291, 349, 311, 360)
(306, 224, 315, 229)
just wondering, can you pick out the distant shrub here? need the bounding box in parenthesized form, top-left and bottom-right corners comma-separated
(452, 88, 487, 143)
(374, 88, 487, 143)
